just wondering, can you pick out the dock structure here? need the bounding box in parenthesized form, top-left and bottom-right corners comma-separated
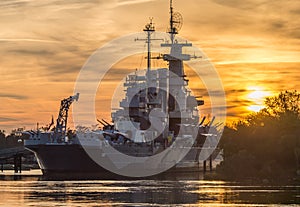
(203, 148, 222, 173)
(0, 147, 32, 173)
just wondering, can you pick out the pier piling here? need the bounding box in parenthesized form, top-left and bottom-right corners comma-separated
(209, 155, 212, 172)
(13, 154, 22, 173)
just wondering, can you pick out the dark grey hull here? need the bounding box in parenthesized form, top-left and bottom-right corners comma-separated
(26, 144, 204, 179)
(26, 144, 114, 178)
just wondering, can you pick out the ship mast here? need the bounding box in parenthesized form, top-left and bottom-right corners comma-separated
(144, 18, 155, 72)
(135, 18, 162, 72)
(169, 0, 175, 43)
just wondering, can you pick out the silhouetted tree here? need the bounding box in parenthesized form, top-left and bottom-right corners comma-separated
(0, 129, 25, 149)
(218, 90, 300, 181)
(264, 90, 300, 117)
(0, 130, 5, 148)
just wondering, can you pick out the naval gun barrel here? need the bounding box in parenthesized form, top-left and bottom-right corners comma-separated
(102, 119, 112, 126)
(97, 119, 108, 127)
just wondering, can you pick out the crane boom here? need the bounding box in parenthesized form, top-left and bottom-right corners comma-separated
(53, 93, 79, 142)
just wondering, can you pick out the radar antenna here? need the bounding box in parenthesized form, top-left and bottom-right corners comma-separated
(168, 0, 183, 43)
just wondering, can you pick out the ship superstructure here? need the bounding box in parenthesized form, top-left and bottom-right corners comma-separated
(111, 0, 202, 145)
(24, 0, 220, 178)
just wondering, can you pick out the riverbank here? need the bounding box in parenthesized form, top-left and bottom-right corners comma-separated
(204, 168, 300, 185)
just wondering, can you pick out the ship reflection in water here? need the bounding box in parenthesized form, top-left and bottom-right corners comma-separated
(0, 172, 298, 206)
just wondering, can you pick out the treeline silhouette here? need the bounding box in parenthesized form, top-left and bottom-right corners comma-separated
(217, 90, 300, 182)
(0, 130, 24, 149)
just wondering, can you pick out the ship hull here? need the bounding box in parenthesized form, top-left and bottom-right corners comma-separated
(26, 144, 116, 178)
(26, 144, 204, 179)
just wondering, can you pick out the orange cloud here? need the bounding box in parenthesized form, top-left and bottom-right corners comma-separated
(0, 0, 299, 132)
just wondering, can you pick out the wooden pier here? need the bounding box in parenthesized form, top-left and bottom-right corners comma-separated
(0, 147, 32, 173)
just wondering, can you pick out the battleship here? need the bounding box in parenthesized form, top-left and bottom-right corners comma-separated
(24, 0, 222, 178)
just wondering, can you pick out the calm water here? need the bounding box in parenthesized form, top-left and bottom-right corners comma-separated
(0, 170, 299, 206)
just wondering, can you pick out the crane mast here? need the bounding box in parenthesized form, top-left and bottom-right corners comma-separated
(53, 93, 79, 142)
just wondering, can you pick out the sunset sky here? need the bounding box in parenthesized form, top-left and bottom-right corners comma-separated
(0, 0, 299, 132)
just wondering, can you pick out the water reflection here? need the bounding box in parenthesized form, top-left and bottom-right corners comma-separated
(0, 173, 299, 206)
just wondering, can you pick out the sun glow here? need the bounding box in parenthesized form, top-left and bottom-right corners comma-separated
(247, 86, 272, 112)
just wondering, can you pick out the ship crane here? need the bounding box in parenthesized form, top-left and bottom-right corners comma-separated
(53, 93, 79, 142)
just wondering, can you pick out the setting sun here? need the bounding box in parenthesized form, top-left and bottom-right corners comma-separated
(247, 86, 272, 112)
